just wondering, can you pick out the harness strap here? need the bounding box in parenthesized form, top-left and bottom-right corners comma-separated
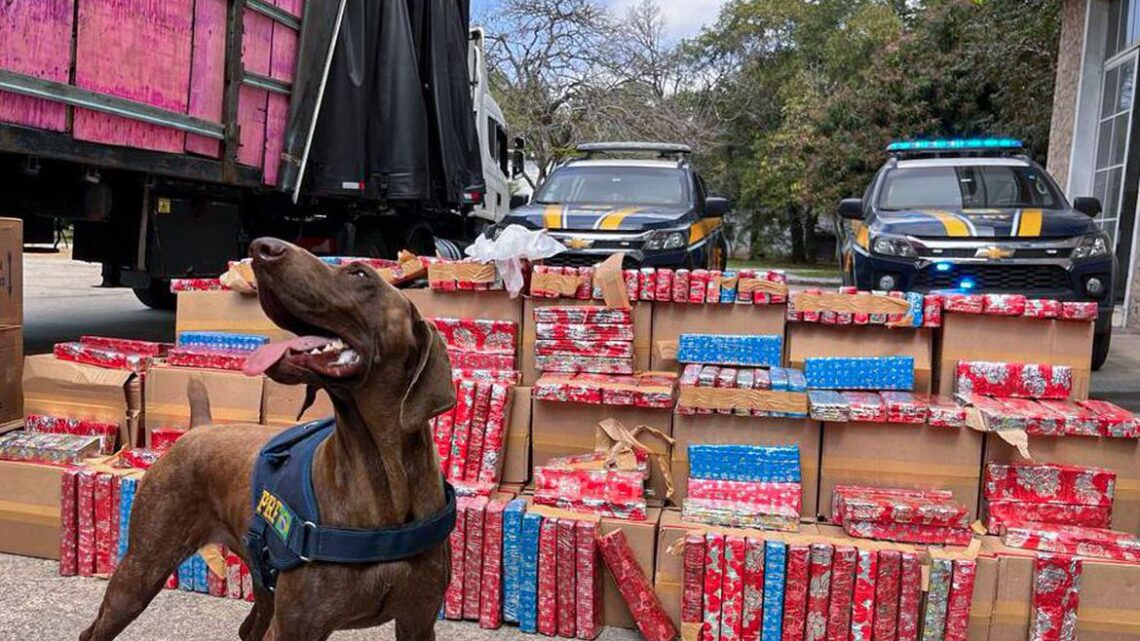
(284, 482, 457, 564)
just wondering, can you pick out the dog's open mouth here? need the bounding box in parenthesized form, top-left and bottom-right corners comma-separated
(243, 335, 363, 379)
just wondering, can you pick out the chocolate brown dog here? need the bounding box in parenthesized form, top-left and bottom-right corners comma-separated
(80, 238, 456, 641)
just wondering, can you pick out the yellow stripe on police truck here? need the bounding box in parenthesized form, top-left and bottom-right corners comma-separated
(597, 207, 641, 230)
(928, 210, 972, 237)
(542, 205, 563, 229)
(1017, 209, 1043, 237)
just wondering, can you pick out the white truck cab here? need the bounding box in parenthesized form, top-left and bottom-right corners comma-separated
(469, 28, 512, 224)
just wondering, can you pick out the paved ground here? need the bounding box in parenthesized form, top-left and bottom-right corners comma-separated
(0, 554, 638, 641)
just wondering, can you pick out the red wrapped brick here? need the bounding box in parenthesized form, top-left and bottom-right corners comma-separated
(225, 553, 243, 600)
(463, 496, 488, 620)
(1060, 302, 1097, 321)
(480, 500, 506, 629)
(638, 268, 657, 301)
(984, 462, 1115, 508)
(882, 392, 929, 424)
(598, 529, 677, 641)
(534, 375, 605, 404)
(955, 361, 1073, 400)
(704, 533, 726, 641)
(150, 427, 186, 451)
(534, 306, 632, 325)
(842, 392, 886, 423)
(849, 549, 878, 641)
(447, 381, 477, 482)
(575, 520, 604, 640)
(872, 550, 901, 641)
(1079, 399, 1140, 439)
(93, 472, 113, 576)
(534, 495, 647, 521)
(1030, 554, 1081, 641)
(1024, 299, 1062, 319)
(25, 414, 120, 456)
(722, 536, 747, 641)
(170, 278, 227, 292)
(447, 350, 516, 371)
(534, 467, 645, 503)
(926, 396, 968, 428)
(834, 486, 968, 528)
(1036, 400, 1102, 437)
(76, 469, 96, 577)
(166, 347, 248, 371)
(986, 500, 1111, 534)
(535, 354, 634, 375)
(444, 497, 468, 619)
(742, 538, 765, 641)
(624, 269, 642, 301)
(682, 534, 706, 640)
(208, 561, 227, 597)
(687, 269, 707, 303)
(944, 560, 976, 641)
(844, 521, 973, 546)
(535, 339, 633, 358)
(1003, 524, 1140, 562)
(577, 267, 595, 300)
(654, 268, 674, 302)
(688, 479, 802, 513)
(805, 544, 834, 641)
(557, 518, 578, 638)
(538, 518, 559, 636)
(477, 383, 513, 484)
(706, 270, 723, 304)
(826, 546, 856, 641)
(80, 335, 171, 356)
(782, 545, 810, 641)
(54, 341, 155, 372)
(923, 294, 943, 328)
(1000, 398, 1065, 436)
(59, 467, 79, 576)
(983, 294, 1027, 316)
(241, 562, 253, 601)
(943, 294, 984, 314)
(463, 382, 494, 482)
(433, 396, 457, 473)
(897, 553, 922, 641)
(430, 318, 518, 355)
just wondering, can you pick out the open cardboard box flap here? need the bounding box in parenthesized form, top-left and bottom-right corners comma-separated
(22, 355, 136, 441)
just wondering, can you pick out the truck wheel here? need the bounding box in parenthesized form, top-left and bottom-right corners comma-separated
(404, 226, 436, 257)
(132, 279, 177, 311)
(1092, 329, 1112, 371)
(354, 227, 393, 259)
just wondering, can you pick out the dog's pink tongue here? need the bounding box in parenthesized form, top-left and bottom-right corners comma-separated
(242, 336, 334, 376)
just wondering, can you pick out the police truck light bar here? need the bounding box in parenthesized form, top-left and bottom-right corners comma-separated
(886, 138, 1023, 152)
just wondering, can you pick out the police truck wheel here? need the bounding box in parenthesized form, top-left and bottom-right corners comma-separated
(1092, 329, 1112, 371)
(132, 279, 176, 311)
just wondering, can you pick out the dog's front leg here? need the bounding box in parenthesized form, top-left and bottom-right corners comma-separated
(239, 588, 276, 641)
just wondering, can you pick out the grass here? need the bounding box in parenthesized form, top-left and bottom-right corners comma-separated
(727, 258, 841, 279)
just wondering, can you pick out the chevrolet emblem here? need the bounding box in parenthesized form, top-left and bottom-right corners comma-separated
(975, 245, 1015, 260)
(564, 237, 594, 250)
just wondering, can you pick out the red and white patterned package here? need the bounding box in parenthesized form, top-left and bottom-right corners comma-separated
(704, 533, 726, 641)
(447, 381, 477, 482)
(742, 538, 765, 641)
(682, 534, 706, 640)
(480, 500, 506, 629)
(1060, 302, 1098, 321)
(463, 382, 494, 483)
(477, 383, 513, 484)
(430, 318, 518, 355)
(59, 467, 79, 576)
(535, 339, 633, 358)
(600, 376, 639, 406)
(575, 520, 604, 640)
(804, 544, 834, 641)
(80, 335, 171, 356)
(984, 462, 1115, 507)
(998, 398, 1064, 436)
(534, 306, 632, 325)
(882, 392, 929, 424)
(538, 518, 559, 636)
(447, 350, 515, 370)
(1024, 299, 1063, 319)
(1002, 524, 1140, 562)
(873, 551, 901, 641)
(1036, 400, 1102, 437)
(688, 479, 802, 513)
(897, 553, 922, 641)
(955, 361, 1073, 400)
(54, 341, 155, 372)
(535, 323, 634, 343)
(535, 355, 634, 375)
(849, 548, 878, 641)
(1030, 554, 1081, 641)
(170, 278, 227, 292)
(150, 428, 186, 451)
(944, 560, 976, 641)
(577, 267, 595, 300)
(226, 552, 243, 600)
(835, 487, 969, 528)
(557, 518, 578, 638)
(444, 497, 468, 619)
(166, 347, 248, 371)
(534, 376, 604, 404)
(93, 472, 113, 576)
(706, 270, 723, 304)
(736, 269, 757, 305)
(983, 294, 1027, 316)
(673, 269, 691, 304)
(986, 500, 1112, 533)
(433, 399, 457, 473)
(689, 269, 709, 304)
(716, 367, 738, 416)
(208, 559, 227, 597)
(535, 496, 647, 521)
(782, 545, 810, 641)
(451, 369, 523, 385)
(826, 546, 856, 641)
(463, 496, 488, 620)
(943, 294, 984, 314)
(598, 529, 678, 641)
(25, 414, 120, 456)
(923, 294, 943, 328)
(721, 536, 747, 641)
(832, 486, 956, 525)
(639, 268, 657, 302)
(844, 521, 973, 546)
(241, 563, 253, 602)
(926, 396, 968, 428)
(624, 269, 642, 301)
(76, 469, 96, 577)
(655, 268, 674, 302)
(1079, 399, 1140, 438)
(534, 467, 645, 503)
(842, 392, 887, 423)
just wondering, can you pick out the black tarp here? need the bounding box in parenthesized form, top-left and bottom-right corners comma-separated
(294, 0, 484, 204)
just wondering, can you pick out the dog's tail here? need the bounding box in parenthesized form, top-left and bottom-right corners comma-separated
(188, 377, 213, 428)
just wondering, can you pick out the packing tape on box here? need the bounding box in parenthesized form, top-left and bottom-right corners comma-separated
(991, 602, 1140, 633)
(530, 272, 582, 297)
(0, 499, 60, 527)
(794, 291, 911, 314)
(822, 456, 980, 480)
(656, 340, 679, 361)
(677, 387, 808, 413)
(738, 278, 789, 296)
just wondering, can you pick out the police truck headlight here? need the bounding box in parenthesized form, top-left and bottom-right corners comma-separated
(871, 234, 918, 258)
(645, 230, 687, 251)
(878, 275, 898, 290)
(1072, 233, 1111, 259)
(1086, 277, 1106, 297)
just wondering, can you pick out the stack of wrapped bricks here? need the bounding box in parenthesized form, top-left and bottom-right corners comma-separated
(10, 252, 1140, 641)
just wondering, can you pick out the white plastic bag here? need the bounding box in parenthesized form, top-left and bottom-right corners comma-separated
(465, 225, 566, 297)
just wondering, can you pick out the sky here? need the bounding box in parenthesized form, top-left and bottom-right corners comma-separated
(471, 0, 731, 41)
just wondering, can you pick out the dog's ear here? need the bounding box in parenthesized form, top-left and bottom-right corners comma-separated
(399, 318, 456, 431)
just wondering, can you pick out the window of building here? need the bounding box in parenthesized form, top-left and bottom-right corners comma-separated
(1107, 0, 1140, 57)
(1092, 55, 1136, 249)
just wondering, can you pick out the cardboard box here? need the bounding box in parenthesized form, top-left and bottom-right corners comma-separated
(502, 387, 531, 485)
(530, 401, 672, 503)
(936, 315, 1093, 399)
(0, 460, 65, 559)
(175, 290, 287, 340)
(522, 299, 652, 385)
(650, 304, 786, 371)
(0, 218, 23, 327)
(403, 288, 523, 325)
(22, 354, 141, 449)
(600, 507, 662, 629)
(261, 379, 334, 427)
(788, 325, 934, 393)
(984, 433, 1140, 534)
(144, 365, 264, 443)
(670, 414, 821, 518)
(0, 325, 22, 423)
(987, 537, 1140, 641)
(819, 422, 983, 521)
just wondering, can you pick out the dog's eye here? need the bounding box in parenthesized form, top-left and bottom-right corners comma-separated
(349, 268, 369, 279)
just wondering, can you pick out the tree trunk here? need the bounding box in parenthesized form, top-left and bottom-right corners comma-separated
(801, 205, 818, 265)
(749, 210, 764, 260)
(787, 203, 805, 264)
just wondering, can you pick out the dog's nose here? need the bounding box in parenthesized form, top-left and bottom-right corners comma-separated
(251, 238, 288, 262)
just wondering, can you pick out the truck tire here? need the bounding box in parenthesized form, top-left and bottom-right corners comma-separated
(354, 227, 393, 259)
(133, 279, 177, 311)
(1092, 329, 1112, 371)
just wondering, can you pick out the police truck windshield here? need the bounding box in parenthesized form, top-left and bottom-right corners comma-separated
(534, 166, 690, 206)
(878, 165, 1064, 211)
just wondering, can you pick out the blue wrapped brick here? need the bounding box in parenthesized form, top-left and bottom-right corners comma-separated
(502, 499, 527, 623)
(905, 291, 924, 327)
(518, 512, 543, 633)
(177, 557, 195, 592)
(117, 477, 137, 562)
(192, 554, 210, 593)
(761, 541, 787, 641)
(688, 444, 801, 483)
(804, 356, 914, 391)
(177, 331, 269, 352)
(785, 368, 807, 392)
(677, 333, 783, 367)
(719, 271, 738, 303)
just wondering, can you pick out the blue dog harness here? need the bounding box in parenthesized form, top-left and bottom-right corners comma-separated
(244, 417, 457, 591)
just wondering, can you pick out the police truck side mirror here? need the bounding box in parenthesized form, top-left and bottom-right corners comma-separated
(838, 198, 864, 220)
(704, 196, 731, 218)
(1073, 197, 1103, 218)
(511, 150, 525, 179)
(509, 194, 529, 210)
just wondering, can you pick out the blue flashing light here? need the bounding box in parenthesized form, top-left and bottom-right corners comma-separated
(886, 138, 1023, 152)
(935, 262, 952, 272)
(959, 277, 976, 290)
